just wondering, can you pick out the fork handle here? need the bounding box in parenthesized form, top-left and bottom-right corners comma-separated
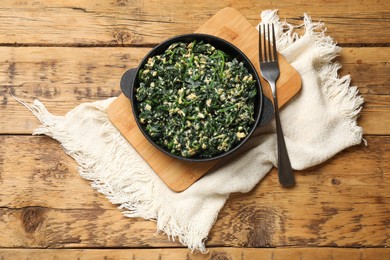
(273, 96, 296, 187)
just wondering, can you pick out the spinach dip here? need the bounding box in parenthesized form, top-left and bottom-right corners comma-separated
(136, 40, 257, 158)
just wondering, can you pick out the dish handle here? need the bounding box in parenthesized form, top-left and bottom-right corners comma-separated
(120, 68, 137, 99)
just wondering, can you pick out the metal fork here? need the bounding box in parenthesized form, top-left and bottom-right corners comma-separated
(259, 24, 295, 187)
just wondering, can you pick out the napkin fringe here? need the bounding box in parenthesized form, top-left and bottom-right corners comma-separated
(302, 15, 365, 144)
(12, 95, 208, 253)
(259, 10, 300, 50)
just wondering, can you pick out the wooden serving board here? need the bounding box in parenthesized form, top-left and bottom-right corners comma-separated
(106, 7, 301, 192)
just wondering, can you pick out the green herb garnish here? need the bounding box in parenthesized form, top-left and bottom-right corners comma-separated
(136, 40, 257, 158)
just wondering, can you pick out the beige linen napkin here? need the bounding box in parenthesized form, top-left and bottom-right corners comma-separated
(17, 10, 364, 252)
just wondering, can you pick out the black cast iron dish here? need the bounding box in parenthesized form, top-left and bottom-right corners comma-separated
(120, 33, 274, 162)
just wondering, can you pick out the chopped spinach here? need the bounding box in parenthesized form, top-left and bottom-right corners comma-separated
(136, 40, 257, 158)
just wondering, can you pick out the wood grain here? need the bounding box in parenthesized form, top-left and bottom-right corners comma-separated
(1, 2, 389, 254)
(0, 0, 388, 46)
(0, 248, 389, 260)
(0, 135, 388, 248)
(0, 47, 389, 135)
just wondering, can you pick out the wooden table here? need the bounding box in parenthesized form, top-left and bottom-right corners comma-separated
(0, 1, 389, 259)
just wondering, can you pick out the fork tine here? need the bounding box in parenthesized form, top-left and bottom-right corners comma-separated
(262, 24, 267, 62)
(267, 24, 272, 62)
(272, 24, 278, 61)
(259, 24, 278, 62)
(262, 24, 266, 61)
(258, 25, 263, 62)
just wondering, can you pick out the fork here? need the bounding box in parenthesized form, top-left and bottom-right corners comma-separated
(259, 24, 295, 187)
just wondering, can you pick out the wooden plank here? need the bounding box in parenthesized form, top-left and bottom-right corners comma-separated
(0, 206, 175, 248)
(360, 96, 390, 135)
(0, 47, 389, 135)
(339, 48, 390, 96)
(0, 248, 389, 260)
(0, 46, 148, 134)
(0, 136, 388, 248)
(0, 1, 388, 45)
